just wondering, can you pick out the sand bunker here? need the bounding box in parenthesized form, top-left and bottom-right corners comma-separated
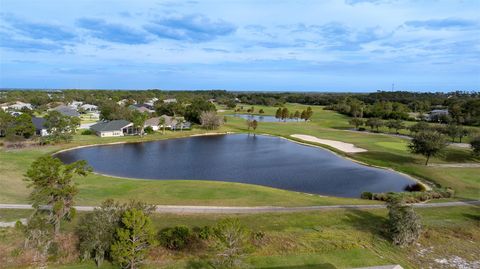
(291, 134, 367, 153)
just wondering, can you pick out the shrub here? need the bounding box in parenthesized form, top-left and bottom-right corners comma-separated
(194, 225, 213, 240)
(144, 126, 154, 134)
(387, 197, 422, 246)
(360, 192, 373, 200)
(365, 188, 454, 203)
(404, 183, 426, 192)
(358, 127, 366, 131)
(81, 129, 93, 135)
(158, 226, 193, 250)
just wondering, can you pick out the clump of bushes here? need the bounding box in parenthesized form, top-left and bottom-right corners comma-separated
(81, 129, 93, 135)
(361, 187, 454, 203)
(158, 226, 193, 250)
(404, 183, 427, 192)
(144, 126, 154, 134)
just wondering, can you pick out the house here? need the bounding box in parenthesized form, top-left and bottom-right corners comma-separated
(90, 120, 137, 137)
(117, 99, 137, 106)
(129, 104, 155, 114)
(163, 98, 177, 104)
(50, 105, 80, 117)
(32, 117, 49, 136)
(144, 97, 159, 107)
(144, 115, 191, 131)
(1, 101, 33, 111)
(426, 109, 449, 122)
(80, 104, 98, 112)
(69, 101, 83, 108)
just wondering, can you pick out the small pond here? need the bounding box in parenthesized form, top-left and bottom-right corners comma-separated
(229, 114, 298, 122)
(55, 134, 416, 198)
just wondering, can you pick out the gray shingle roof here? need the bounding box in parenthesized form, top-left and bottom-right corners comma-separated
(32, 117, 46, 130)
(52, 105, 80, 117)
(90, 120, 131, 132)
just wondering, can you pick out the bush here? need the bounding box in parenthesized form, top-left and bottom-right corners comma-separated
(81, 129, 93, 135)
(144, 126, 154, 134)
(158, 226, 193, 250)
(194, 225, 213, 240)
(358, 127, 366, 131)
(387, 197, 422, 246)
(404, 183, 426, 192)
(364, 188, 454, 203)
(360, 192, 373, 200)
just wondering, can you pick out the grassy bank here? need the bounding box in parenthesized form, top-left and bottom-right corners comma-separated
(1, 205, 478, 268)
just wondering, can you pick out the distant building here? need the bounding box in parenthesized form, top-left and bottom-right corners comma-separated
(426, 109, 449, 122)
(80, 104, 98, 112)
(163, 98, 177, 104)
(144, 97, 159, 107)
(1, 101, 33, 111)
(50, 105, 80, 117)
(90, 120, 137, 137)
(32, 117, 49, 136)
(128, 104, 155, 114)
(144, 115, 191, 131)
(69, 101, 83, 108)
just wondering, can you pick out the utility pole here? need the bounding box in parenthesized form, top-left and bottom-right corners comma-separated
(391, 83, 395, 91)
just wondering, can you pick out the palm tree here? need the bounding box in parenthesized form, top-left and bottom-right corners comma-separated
(158, 117, 166, 134)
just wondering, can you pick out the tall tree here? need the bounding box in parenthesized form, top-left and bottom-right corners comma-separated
(44, 111, 80, 143)
(158, 117, 166, 134)
(281, 107, 289, 122)
(294, 110, 300, 121)
(386, 119, 405, 134)
(349, 118, 364, 130)
(408, 131, 447, 165)
(25, 156, 91, 234)
(275, 108, 282, 121)
(251, 120, 258, 136)
(111, 208, 156, 269)
(130, 111, 148, 137)
(366, 118, 383, 132)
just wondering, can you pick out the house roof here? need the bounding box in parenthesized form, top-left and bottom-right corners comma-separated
(52, 105, 80, 117)
(90, 120, 132, 132)
(32, 117, 47, 130)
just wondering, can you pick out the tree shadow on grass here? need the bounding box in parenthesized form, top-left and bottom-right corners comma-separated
(463, 213, 480, 222)
(343, 208, 389, 240)
(360, 151, 415, 165)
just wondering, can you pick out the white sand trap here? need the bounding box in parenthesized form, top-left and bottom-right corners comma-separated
(291, 134, 367, 153)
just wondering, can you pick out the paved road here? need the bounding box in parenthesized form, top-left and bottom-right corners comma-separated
(0, 201, 478, 214)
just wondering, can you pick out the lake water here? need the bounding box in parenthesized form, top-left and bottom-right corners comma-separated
(55, 134, 415, 198)
(229, 114, 298, 122)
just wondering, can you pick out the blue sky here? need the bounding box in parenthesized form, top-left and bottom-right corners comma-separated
(0, 0, 478, 91)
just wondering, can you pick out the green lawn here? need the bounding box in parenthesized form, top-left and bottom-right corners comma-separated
(1, 206, 478, 269)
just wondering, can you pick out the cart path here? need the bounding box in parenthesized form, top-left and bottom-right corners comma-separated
(0, 201, 478, 214)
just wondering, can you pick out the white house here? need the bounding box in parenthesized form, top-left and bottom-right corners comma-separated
(1, 101, 33, 111)
(69, 101, 83, 108)
(90, 120, 138, 137)
(80, 104, 98, 112)
(163, 98, 177, 104)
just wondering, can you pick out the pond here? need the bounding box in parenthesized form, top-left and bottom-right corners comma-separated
(228, 114, 298, 122)
(55, 134, 416, 198)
